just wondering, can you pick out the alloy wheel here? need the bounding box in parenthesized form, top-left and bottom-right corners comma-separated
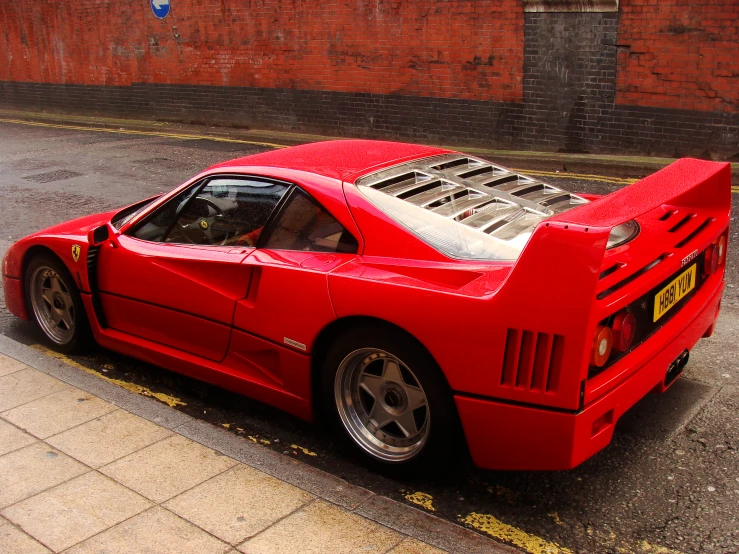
(29, 265, 76, 345)
(334, 348, 430, 462)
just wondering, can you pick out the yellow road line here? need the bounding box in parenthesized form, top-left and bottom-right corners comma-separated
(461, 511, 684, 554)
(0, 117, 288, 149)
(517, 168, 739, 194)
(31, 344, 186, 408)
(511, 167, 638, 186)
(461, 512, 572, 554)
(404, 491, 436, 511)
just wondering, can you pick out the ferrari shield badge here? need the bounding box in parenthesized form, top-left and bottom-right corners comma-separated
(71, 244, 81, 263)
(200, 220, 208, 230)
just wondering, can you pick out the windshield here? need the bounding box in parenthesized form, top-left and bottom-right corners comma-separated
(111, 197, 160, 230)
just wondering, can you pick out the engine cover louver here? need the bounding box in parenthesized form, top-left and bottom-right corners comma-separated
(355, 154, 588, 244)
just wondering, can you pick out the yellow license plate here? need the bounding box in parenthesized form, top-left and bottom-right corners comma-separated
(653, 264, 697, 322)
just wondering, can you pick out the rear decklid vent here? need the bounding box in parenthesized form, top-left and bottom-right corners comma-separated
(356, 155, 588, 244)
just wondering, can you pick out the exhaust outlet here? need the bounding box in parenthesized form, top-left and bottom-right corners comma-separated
(665, 350, 689, 386)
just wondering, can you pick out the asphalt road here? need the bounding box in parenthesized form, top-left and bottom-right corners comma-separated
(0, 120, 737, 554)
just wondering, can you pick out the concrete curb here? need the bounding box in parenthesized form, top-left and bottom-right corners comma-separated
(0, 334, 517, 554)
(3, 107, 737, 175)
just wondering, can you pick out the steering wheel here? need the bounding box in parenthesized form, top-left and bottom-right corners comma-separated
(177, 197, 231, 246)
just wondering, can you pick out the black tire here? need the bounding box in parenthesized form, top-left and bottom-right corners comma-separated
(24, 252, 92, 354)
(321, 325, 462, 476)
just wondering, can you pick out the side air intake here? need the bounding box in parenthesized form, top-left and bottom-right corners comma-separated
(500, 329, 564, 393)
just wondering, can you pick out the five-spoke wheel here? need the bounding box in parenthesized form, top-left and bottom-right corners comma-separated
(29, 266, 76, 344)
(335, 348, 430, 462)
(25, 254, 91, 353)
(322, 326, 461, 474)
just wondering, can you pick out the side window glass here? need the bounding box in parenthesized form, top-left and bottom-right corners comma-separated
(261, 189, 358, 253)
(165, 178, 289, 247)
(130, 186, 199, 242)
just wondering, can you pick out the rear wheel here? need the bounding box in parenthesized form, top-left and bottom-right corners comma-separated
(322, 326, 461, 474)
(25, 254, 91, 353)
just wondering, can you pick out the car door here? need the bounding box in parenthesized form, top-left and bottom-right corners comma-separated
(228, 187, 359, 394)
(96, 176, 291, 361)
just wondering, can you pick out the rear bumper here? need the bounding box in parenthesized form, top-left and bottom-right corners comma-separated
(456, 279, 724, 471)
(2, 274, 29, 321)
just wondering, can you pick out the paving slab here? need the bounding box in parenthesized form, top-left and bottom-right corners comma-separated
(175, 418, 375, 510)
(2, 471, 152, 551)
(47, 409, 172, 468)
(238, 499, 403, 554)
(165, 464, 313, 545)
(0, 353, 26, 377)
(0, 419, 37, 457)
(0, 516, 51, 554)
(0, 443, 88, 509)
(1, 387, 117, 439)
(100, 434, 238, 503)
(0, 368, 69, 411)
(0, 339, 509, 554)
(65, 506, 231, 554)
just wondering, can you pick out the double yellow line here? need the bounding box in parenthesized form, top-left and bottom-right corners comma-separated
(1, 116, 736, 192)
(510, 167, 639, 186)
(0, 117, 288, 149)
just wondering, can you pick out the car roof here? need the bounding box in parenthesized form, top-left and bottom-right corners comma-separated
(208, 140, 452, 182)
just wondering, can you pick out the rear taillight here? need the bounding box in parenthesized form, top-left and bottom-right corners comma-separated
(716, 235, 726, 266)
(612, 311, 636, 352)
(704, 244, 719, 275)
(704, 233, 727, 276)
(591, 325, 613, 367)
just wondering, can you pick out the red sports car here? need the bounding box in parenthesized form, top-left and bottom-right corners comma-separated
(2, 140, 731, 471)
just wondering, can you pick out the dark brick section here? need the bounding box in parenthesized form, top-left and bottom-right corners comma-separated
(521, 12, 739, 157)
(522, 12, 618, 153)
(598, 104, 739, 158)
(2, 78, 738, 158)
(0, 81, 524, 149)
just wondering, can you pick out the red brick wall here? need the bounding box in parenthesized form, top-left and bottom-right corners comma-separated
(617, 0, 739, 113)
(0, 0, 524, 103)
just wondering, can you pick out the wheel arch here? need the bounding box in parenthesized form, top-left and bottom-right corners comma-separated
(12, 245, 65, 316)
(310, 315, 457, 419)
(22, 245, 75, 285)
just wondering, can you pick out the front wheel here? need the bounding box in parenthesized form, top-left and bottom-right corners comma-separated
(25, 253, 91, 354)
(322, 326, 462, 475)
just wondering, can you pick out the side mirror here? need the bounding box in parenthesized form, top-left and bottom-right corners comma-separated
(88, 223, 117, 247)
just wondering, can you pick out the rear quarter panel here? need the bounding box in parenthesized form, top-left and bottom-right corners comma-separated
(327, 258, 515, 396)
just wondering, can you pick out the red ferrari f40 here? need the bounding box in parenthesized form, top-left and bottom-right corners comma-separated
(2, 140, 731, 471)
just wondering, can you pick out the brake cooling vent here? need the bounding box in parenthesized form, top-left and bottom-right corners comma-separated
(500, 329, 564, 393)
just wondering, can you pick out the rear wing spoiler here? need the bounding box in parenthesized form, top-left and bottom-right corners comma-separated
(490, 159, 732, 410)
(550, 158, 732, 228)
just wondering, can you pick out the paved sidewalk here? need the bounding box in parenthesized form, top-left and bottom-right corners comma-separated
(0, 338, 512, 554)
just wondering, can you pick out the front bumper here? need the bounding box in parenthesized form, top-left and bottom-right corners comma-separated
(2, 274, 29, 321)
(455, 279, 724, 471)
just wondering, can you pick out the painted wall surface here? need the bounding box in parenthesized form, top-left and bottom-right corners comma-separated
(617, 0, 739, 114)
(0, 0, 524, 102)
(1, 0, 737, 156)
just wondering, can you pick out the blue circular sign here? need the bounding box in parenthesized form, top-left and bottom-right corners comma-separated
(150, 0, 170, 19)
